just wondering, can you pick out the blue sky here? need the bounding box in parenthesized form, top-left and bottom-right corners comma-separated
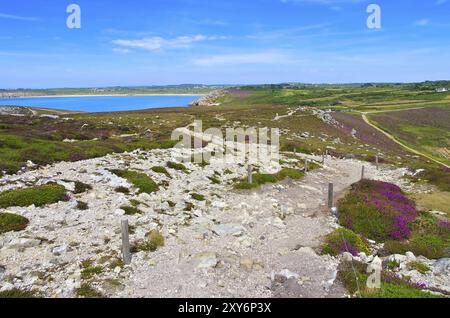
(0, 0, 449, 88)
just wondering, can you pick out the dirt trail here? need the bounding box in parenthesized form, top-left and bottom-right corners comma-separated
(120, 156, 406, 298)
(362, 113, 449, 168)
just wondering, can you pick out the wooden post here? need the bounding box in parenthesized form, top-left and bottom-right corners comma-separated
(361, 165, 365, 180)
(322, 153, 325, 164)
(328, 183, 334, 209)
(247, 164, 253, 184)
(121, 219, 131, 265)
(375, 155, 379, 170)
(305, 159, 309, 172)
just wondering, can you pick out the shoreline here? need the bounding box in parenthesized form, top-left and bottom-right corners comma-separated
(0, 93, 206, 99)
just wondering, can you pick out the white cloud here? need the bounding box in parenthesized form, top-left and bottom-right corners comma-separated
(0, 13, 39, 21)
(112, 34, 225, 52)
(193, 51, 297, 66)
(113, 48, 131, 54)
(415, 19, 430, 26)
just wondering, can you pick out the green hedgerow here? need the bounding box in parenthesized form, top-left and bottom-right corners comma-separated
(110, 169, 159, 194)
(322, 228, 370, 256)
(0, 184, 66, 209)
(0, 213, 29, 234)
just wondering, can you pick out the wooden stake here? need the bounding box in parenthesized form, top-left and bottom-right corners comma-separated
(247, 164, 253, 184)
(375, 155, 379, 170)
(121, 219, 131, 265)
(305, 159, 309, 172)
(328, 183, 334, 209)
(361, 166, 365, 180)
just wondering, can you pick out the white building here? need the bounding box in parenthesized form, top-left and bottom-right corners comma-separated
(436, 87, 449, 92)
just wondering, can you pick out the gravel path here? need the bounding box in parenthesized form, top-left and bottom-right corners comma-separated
(120, 155, 407, 298)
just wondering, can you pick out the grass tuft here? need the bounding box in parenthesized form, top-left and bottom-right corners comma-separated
(0, 184, 66, 208)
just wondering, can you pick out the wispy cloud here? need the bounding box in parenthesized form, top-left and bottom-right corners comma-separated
(112, 34, 226, 52)
(415, 19, 430, 26)
(193, 51, 298, 66)
(0, 13, 39, 21)
(113, 48, 131, 54)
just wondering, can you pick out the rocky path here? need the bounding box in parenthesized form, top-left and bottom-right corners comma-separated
(119, 155, 407, 298)
(0, 147, 410, 298)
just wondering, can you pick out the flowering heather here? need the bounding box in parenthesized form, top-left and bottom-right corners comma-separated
(338, 180, 418, 241)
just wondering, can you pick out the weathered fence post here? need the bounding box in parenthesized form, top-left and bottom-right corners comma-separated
(328, 183, 334, 209)
(305, 159, 309, 172)
(361, 165, 365, 180)
(121, 219, 131, 265)
(247, 164, 253, 184)
(375, 155, 379, 170)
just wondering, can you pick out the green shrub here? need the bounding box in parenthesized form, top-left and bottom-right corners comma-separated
(151, 166, 170, 177)
(208, 176, 221, 184)
(120, 205, 142, 216)
(233, 168, 306, 190)
(76, 201, 89, 210)
(322, 228, 370, 256)
(0, 213, 29, 234)
(167, 161, 187, 172)
(191, 193, 206, 201)
(131, 229, 164, 253)
(0, 184, 66, 208)
(339, 197, 391, 242)
(338, 261, 442, 298)
(110, 170, 159, 194)
(385, 235, 448, 259)
(0, 289, 37, 298)
(408, 261, 431, 274)
(114, 186, 130, 194)
(81, 265, 103, 280)
(76, 284, 104, 298)
(74, 181, 92, 194)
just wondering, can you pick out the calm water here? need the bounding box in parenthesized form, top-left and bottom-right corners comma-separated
(0, 95, 201, 112)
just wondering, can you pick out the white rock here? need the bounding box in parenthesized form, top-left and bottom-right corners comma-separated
(213, 224, 245, 236)
(405, 252, 416, 261)
(194, 252, 218, 269)
(7, 238, 41, 250)
(52, 245, 67, 255)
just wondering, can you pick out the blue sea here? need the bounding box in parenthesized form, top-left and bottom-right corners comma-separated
(0, 95, 201, 113)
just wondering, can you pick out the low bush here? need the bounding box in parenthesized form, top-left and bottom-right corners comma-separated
(76, 201, 89, 210)
(0, 184, 67, 208)
(322, 228, 370, 256)
(338, 261, 442, 298)
(0, 289, 37, 298)
(0, 212, 29, 234)
(110, 170, 159, 194)
(408, 261, 431, 274)
(74, 181, 92, 194)
(76, 284, 104, 298)
(191, 193, 206, 201)
(151, 166, 171, 177)
(338, 180, 417, 242)
(120, 205, 142, 216)
(167, 161, 188, 172)
(131, 230, 164, 253)
(234, 168, 306, 190)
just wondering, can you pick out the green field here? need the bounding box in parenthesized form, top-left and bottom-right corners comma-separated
(1, 81, 449, 178)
